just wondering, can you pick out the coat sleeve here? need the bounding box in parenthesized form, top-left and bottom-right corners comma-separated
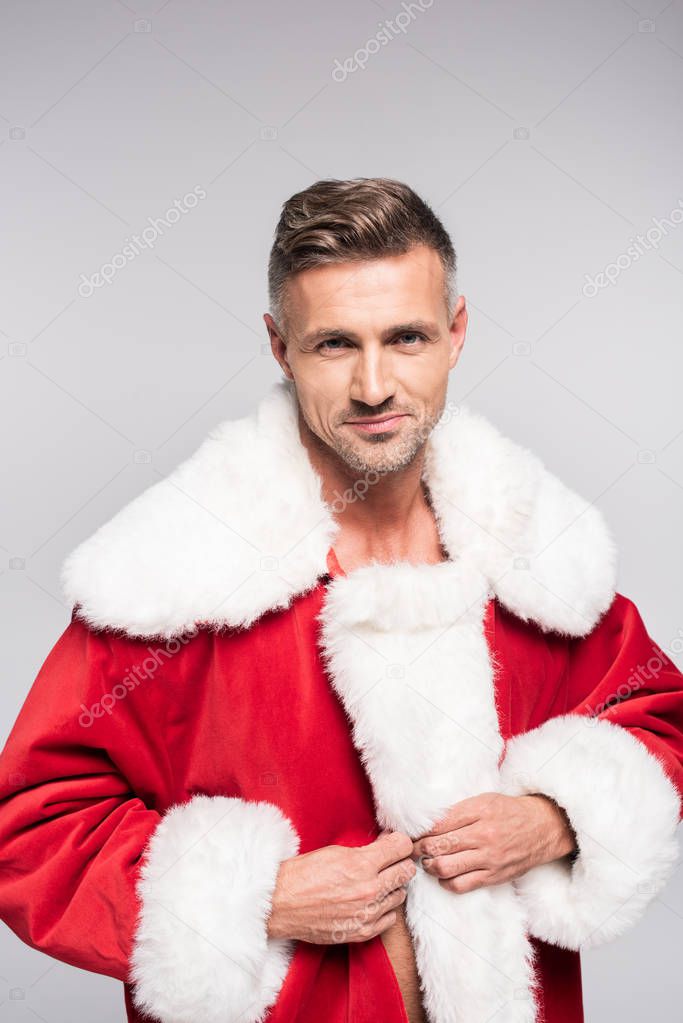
(498, 592, 683, 951)
(0, 614, 300, 1023)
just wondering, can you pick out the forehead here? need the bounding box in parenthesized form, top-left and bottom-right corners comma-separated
(285, 244, 445, 316)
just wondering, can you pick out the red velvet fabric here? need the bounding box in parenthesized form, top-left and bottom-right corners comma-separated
(0, 547, 682, 1022)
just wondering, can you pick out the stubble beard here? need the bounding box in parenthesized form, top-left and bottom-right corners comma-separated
(299, 398, 445, 478)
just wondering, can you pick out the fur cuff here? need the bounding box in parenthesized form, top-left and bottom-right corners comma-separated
(129, 795, 300, 1023)
(499, 714, 681, 950)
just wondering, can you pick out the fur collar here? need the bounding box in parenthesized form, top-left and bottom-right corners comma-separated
(61, 378, 618, 640)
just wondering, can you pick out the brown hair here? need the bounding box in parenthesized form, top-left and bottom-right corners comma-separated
(267, 177, 457, 332)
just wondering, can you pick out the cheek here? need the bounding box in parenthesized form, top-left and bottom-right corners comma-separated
(395, 365, 446, 406)
(299, 399, 342, 447)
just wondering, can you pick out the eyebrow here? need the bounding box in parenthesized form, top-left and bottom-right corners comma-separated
(299, 320, 440, 348)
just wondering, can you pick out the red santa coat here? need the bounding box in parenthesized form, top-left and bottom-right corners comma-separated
(0, 378, 682, 1023)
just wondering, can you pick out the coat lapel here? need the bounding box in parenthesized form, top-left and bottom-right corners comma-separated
(316, 557, 540, 1022)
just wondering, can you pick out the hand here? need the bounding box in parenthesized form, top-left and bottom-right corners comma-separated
(266, 830, 417, 944)
(411, 792, 578, 894)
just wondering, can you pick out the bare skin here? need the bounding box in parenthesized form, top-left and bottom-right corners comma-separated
(262, 242, 577, 944)
(267, 831, 416, 943)
(411, 793, 578, 894)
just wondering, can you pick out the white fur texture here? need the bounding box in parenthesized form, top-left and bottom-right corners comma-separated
(129, 795, 300, 1023)
(499, 714, 681, 950)
(61, 378, 618, 640)
(317, 558, 542, 1023)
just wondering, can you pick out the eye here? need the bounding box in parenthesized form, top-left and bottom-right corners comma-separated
(396, 332, 426, 344)
(316, 332, 427, 352)
(317, 338, 349, 351)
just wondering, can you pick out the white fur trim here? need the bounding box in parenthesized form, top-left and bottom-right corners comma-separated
(422, 405, 618, 638)
(317, 558, 541, 1023)
(129, 795, 300, 1023)
(61, 379, 617, 640)
(499, 714, 681, 950)
(61, 381, 338, 640)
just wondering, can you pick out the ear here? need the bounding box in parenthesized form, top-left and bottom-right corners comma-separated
(263, 313, 293, 380)
(448, 294, 467, 369)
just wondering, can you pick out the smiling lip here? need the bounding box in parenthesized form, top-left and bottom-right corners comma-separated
(346, 414, 407, 433)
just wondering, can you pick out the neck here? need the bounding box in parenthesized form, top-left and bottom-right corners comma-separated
(296, 406, 440, 564)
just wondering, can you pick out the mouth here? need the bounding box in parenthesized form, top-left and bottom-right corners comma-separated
(345, 413, 408, 434)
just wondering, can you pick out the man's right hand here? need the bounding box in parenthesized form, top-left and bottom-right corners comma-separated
(266, 830, 417, 944)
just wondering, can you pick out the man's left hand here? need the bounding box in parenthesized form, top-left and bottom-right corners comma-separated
(411, 792, 578, 894)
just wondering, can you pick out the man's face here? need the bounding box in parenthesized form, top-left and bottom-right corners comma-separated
(264, 243, 467, 476)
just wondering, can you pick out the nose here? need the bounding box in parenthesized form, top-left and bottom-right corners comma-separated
(349, 343, 396, 410)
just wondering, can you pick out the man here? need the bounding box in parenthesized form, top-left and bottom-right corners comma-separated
(0, 177, 681, 1023)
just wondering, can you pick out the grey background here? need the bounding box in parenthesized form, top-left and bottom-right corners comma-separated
(1, 0, 682, 1019)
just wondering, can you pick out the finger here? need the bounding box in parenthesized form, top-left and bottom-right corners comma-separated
(375, 884, 409, 915)
(377, 857, 416, 894)
(365, 830, 414, 870)
(350, 877, 409, 933)
(420, 850, 486, 879)
(421, 798, 484, 839)
(413, 822, 480, 860)
(439, 869, 491, 895)
(345, 903, 401, 944)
